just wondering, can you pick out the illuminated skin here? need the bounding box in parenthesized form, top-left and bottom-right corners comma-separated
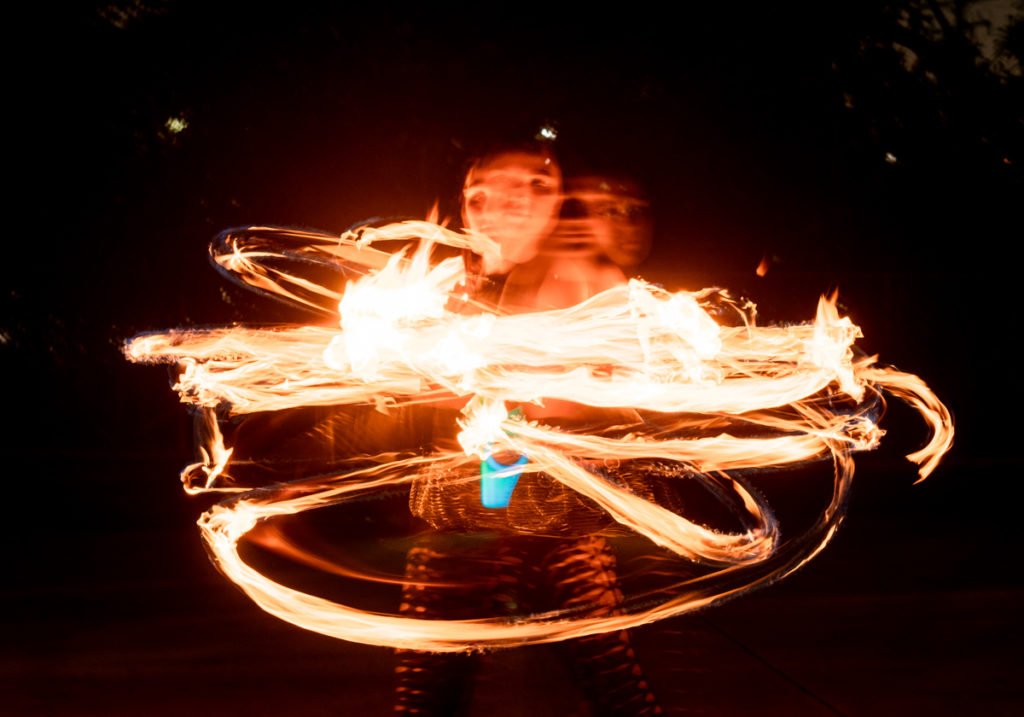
(462, 151, 562, 274)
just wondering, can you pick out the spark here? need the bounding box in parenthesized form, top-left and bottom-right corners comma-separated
(165, 116, 188, 134)
(756, 252, 770, 277)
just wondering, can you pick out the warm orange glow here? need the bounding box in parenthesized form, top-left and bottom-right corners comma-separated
(126, 222, 953, 652)
(756, 251, 770, 277)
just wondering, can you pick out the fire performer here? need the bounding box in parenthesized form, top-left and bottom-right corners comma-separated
(124, 127, 952, 714)
(397, 151, 662, 715)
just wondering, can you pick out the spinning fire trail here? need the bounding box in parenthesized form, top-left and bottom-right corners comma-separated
(126, 222, 952, 652)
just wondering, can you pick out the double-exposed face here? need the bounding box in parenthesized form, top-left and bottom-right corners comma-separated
(462, 152, 562, 271)
(545, 177, 652, 270)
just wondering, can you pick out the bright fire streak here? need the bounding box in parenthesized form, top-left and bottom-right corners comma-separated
(126, 223, 953, 652)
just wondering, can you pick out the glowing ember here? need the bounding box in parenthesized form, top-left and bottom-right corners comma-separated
(126, 223, 952, 652)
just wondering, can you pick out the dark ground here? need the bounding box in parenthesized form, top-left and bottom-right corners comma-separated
(5, 2, 1023, 714)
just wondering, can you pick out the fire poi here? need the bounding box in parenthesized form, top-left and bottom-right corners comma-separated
(125, 221, 953, 652)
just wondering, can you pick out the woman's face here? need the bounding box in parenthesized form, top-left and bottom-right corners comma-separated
(544, 176, 651, 269)
(463, 152, 562, 269)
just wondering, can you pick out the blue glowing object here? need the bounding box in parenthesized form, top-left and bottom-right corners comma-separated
(480, 451, 528, 508)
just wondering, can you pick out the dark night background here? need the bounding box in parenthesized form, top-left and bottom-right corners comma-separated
(5, 1, 1023, 715)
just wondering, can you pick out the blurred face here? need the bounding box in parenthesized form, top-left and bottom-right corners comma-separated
(463, 152, 562, 269)
(544, 178, 647, 270)
(544, 177, 652, 269)
(543, 179, 613, 258)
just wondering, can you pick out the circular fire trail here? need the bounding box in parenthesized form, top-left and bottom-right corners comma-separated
(126, 223, 952, 652)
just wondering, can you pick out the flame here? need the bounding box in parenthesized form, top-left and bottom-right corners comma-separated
(125, 222, 953, 652)
(181, 405, 236, 495)
(756, 251, 770, 277)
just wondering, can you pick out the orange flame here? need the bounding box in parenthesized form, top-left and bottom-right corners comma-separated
(756, 251, 770, 277)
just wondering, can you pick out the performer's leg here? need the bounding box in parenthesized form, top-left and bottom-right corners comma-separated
(544, 535, 662, 716)
(394, 647, 477, 716)
(394, 533, 542, 715)
(394, 533, 481, 716)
